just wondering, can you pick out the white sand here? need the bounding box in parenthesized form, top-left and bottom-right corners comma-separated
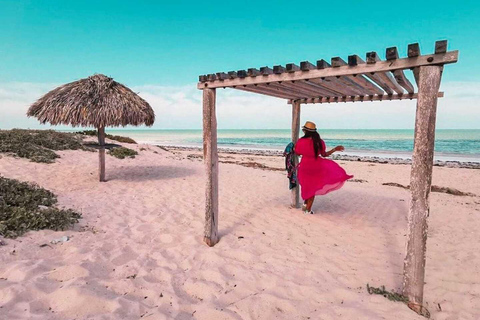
(1, 142, 479, 320)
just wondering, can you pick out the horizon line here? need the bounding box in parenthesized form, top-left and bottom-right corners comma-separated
(50, 128, 480, 131)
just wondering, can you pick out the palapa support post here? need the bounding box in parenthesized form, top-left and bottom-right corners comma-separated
(291, 100, 301, 208)
(403, 65, 443, 310)
(97, 126, 106, 182)
(203, 88, 219, 247)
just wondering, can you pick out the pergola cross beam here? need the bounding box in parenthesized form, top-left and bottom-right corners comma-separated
(198, 44, 457, 106)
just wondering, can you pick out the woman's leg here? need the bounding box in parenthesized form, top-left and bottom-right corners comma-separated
(306, 196, 315, 211)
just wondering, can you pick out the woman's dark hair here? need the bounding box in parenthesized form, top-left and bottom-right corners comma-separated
(302, 130, 322, 158)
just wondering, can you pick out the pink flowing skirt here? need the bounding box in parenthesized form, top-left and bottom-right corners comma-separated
(297, 157, 353, 200)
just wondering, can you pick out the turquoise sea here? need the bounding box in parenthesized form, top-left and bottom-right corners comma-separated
(101, 129, 480, 162)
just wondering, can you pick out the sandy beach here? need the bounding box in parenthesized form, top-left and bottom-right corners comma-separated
(1, 140, 479, 320)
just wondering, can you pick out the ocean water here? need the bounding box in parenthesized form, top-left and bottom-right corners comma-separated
(101, 129, 480, 162)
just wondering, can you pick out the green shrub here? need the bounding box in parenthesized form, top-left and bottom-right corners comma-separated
(0, 129, 87, 163)
(0, 176, 82, 238)
(76, 130, 137, 144)
(107, 147, 138, 159)
(106, 134, 137, 144)
(76, 130, 97, 136)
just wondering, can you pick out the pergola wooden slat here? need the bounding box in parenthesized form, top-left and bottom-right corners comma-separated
(198, 40, 458, 315)
(387, 47, 416, 93)
(366, 51, 406, 94)
(198, 48, 457, 91)
(350, 54, 394, 95)
(291, 92, 444, 104)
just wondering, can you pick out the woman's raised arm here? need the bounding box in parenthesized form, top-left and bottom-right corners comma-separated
(321, 140, 344, 157)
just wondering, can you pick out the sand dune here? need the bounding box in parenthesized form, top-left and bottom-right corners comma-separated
(1, 142, 479, 319)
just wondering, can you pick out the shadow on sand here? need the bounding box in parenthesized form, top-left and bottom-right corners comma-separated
(220, 188, 407, 287)
(107, 165, 197, 182)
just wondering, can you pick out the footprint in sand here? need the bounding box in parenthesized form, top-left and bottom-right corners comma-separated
(159, 234, 173, 244)
(136, 223, 154, 232)
(46, 287, 119, 318)
(0, 264, 27, 282)
(48, 265, 89, 282)
(111, 246, 139, 266)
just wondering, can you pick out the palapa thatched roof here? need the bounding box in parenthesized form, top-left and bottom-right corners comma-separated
(28, 74, 155, 128)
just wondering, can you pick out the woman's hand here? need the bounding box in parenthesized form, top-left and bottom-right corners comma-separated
(334, 145, 345, 152)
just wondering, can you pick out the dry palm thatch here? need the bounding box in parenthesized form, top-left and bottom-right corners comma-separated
(27, 74, 155, 182)
(27, 74, 154, 128)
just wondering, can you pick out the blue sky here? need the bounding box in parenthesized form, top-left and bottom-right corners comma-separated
(1, 0, 479, 129)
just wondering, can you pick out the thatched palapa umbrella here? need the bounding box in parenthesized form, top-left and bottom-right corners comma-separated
(28, 74, 155, 182)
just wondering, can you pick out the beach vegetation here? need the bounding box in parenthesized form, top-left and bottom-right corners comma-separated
(77, 130, 137, 144)
(366, 284, 431, 317)
(366, 284, 409, 303)
(0, 176, 82, 238)
(0, 129, 87, 163)
(107, 147, 138, 159)
(382, 182, 476, 196)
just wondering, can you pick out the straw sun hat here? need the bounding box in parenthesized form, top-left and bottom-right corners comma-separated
(302, 121, 317, 132)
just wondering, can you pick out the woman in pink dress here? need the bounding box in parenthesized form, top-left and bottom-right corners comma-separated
(295, 121, 353, 214)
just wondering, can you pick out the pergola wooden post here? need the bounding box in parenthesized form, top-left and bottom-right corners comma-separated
(202, 88, 219, 247)
(403, 65, 442, 308)
(291, 100, 301, 208)
(198, 40, 457, 315)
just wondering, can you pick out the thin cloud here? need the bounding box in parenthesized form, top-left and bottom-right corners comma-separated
(0, 81, 479, 130)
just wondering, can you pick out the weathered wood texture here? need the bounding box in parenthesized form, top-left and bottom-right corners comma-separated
(333, 57, 384, 95)
(408, 43, 421, 85)
(293, 79, 342, 96)
(258, 82, 309, 99)
(266, 81, 320, 98)
(198, 43, 456, 108)
(260, 66, 273, 75)
(235, 85, 294, 100)
(247, 68, 261, 77)
(366, 52, 405, 94)
(288, 92, 443, 104)
(286, 63, 300, 72)
(310, 77, 359, 96)
(403, 65, 443, 307)
(203, 88, 219, 247)
(351, 54, 394, 94)
(300, 61, 316, 70)
(386, 47, 415, 93)
(315, 60, 359, 96)
(216, 72, 228, 80)
(198, 50, 457, 90)
(291, 101, 301, 208)
(97, 126, 106, 182)
(435, 40, 447, 54)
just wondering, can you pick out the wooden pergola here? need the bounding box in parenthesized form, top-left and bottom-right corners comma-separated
(197, 41, 458, 311)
